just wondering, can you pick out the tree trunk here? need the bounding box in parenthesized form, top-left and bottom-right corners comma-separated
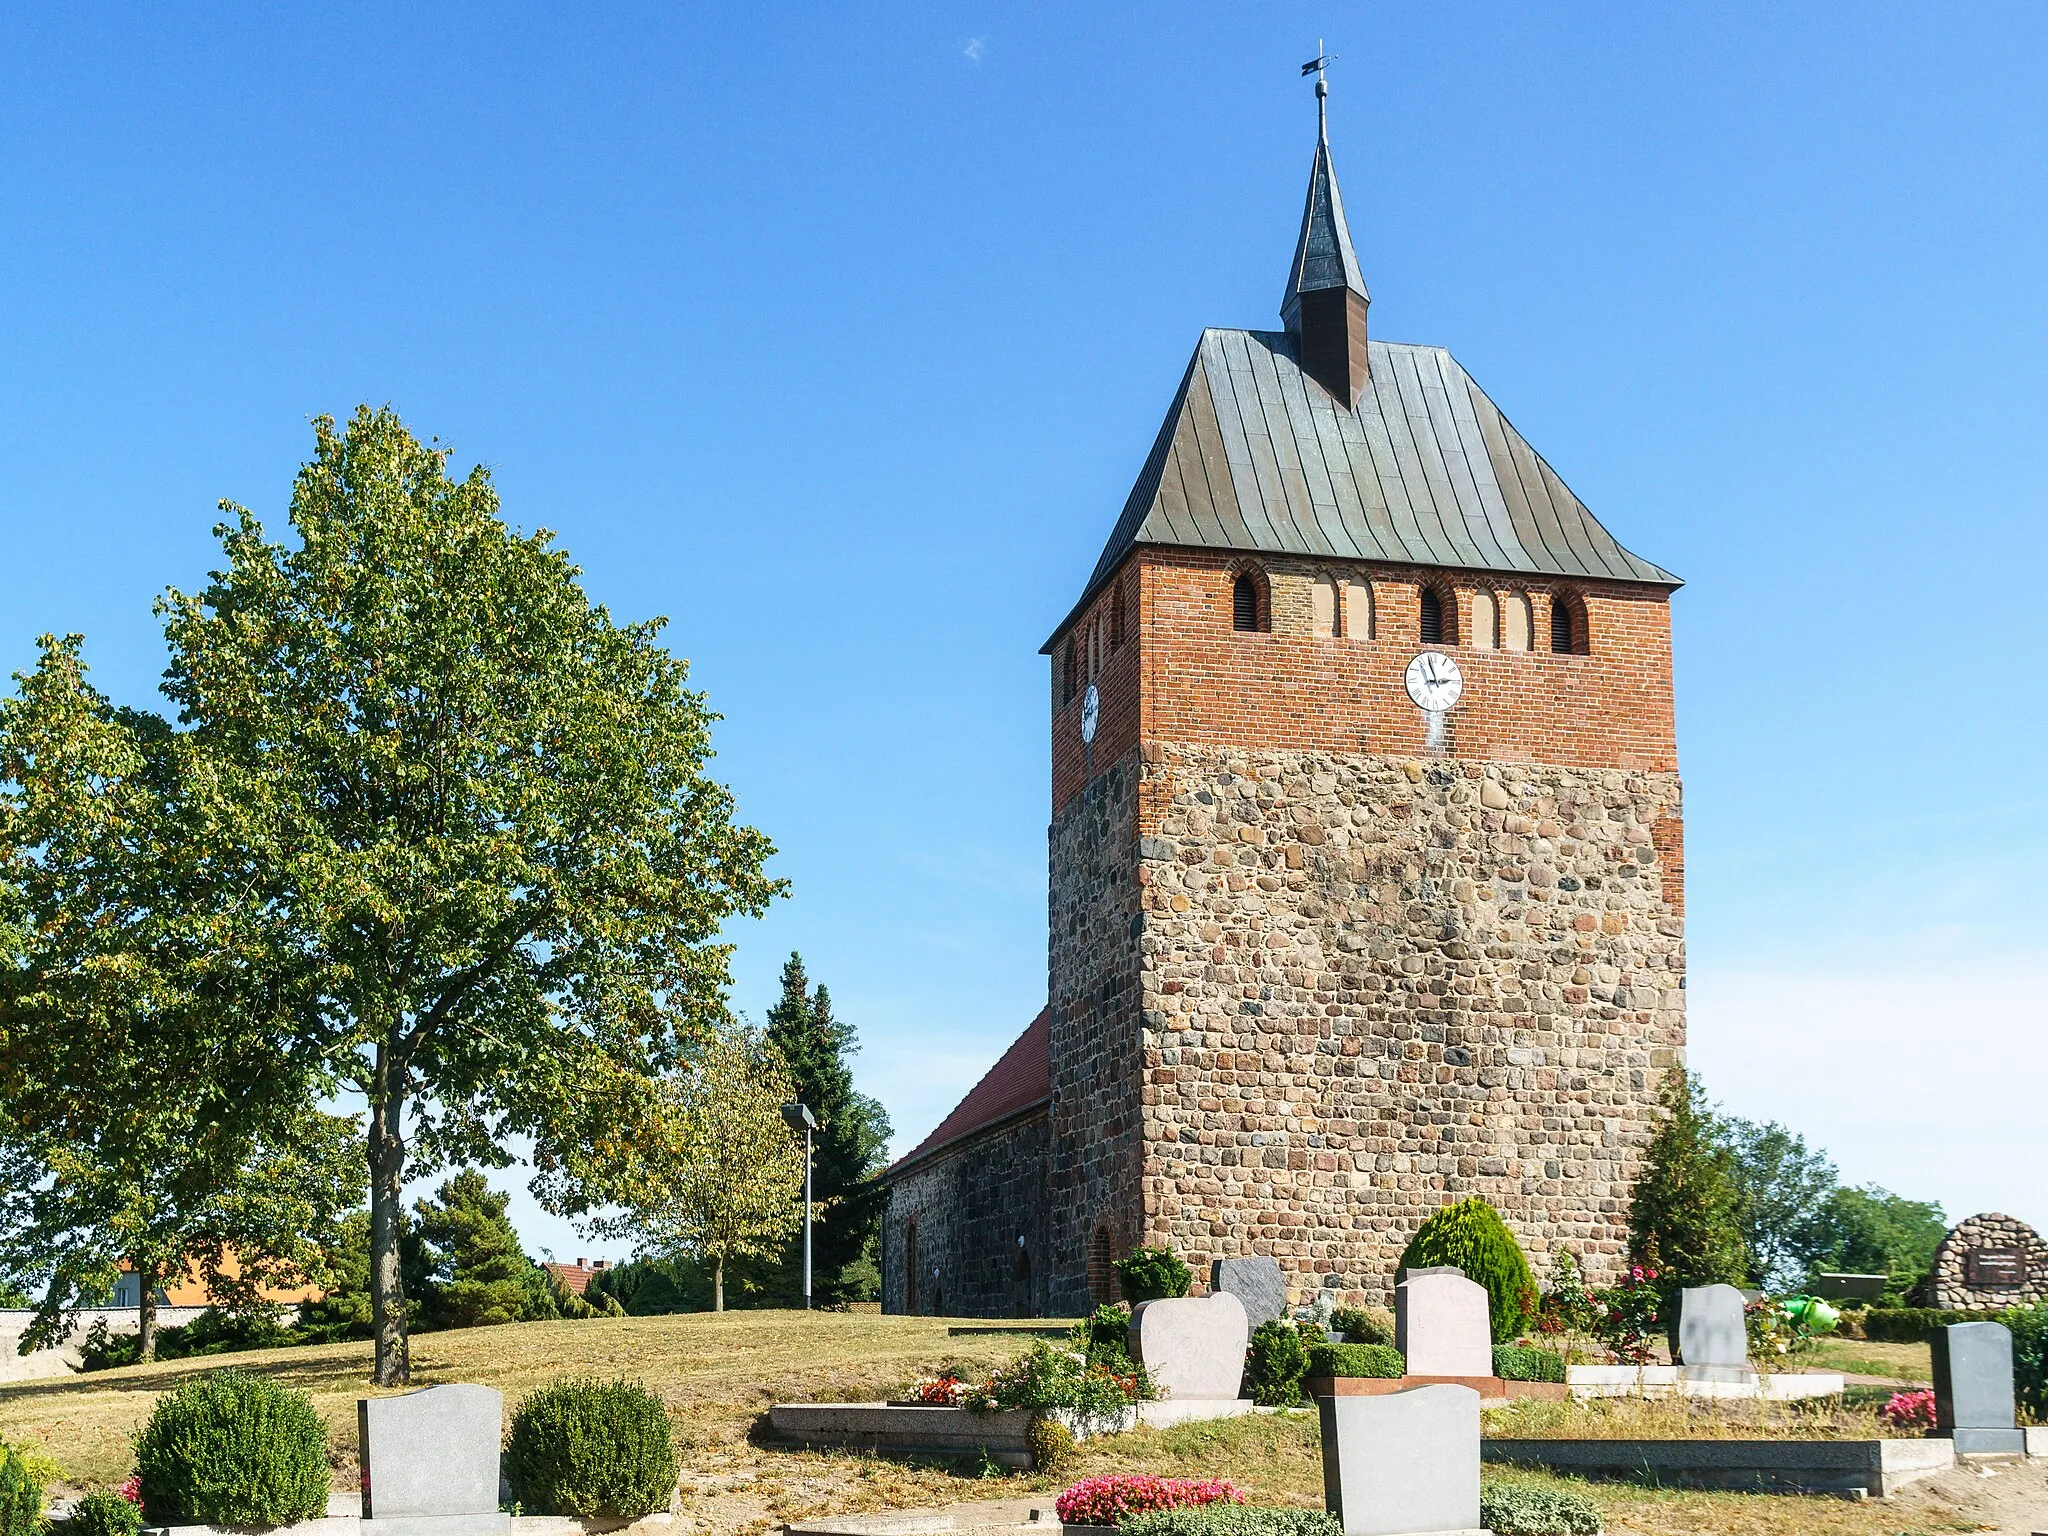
(714, 1254, 724, 1312)
(368, 1047, 411, 1386)
(135, 1261, 159, 1363)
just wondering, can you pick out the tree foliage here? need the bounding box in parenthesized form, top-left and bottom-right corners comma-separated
(1722, 1117, 1838, 1293)
(1397, 1197, 1538, 1342)
(1627, 1069, 1748, 1287)
(409, 1170, 558, 1330)
(1800, 1184, 1947, 1303)
(762, 954, 892, 1304)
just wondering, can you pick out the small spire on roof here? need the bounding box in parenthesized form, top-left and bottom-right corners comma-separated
(1283, 44, 1372, 405)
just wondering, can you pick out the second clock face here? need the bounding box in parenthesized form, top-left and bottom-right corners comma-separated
(1405, 651, 1464, 712)
(1081, 682, 1100, 744)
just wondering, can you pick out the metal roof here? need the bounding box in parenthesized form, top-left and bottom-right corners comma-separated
(1046, 330, 1678, 649)
(1282, 134, 1367, 327)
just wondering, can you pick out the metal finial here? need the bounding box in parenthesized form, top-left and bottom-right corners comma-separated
(1301, 40, 1334, 142)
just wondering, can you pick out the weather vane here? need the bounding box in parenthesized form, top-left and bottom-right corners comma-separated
(1301, 40, 1335, 139)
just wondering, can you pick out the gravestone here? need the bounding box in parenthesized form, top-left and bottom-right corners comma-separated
(1394, 1267, 1492, 1378)
(1130, 1291, 1250, 1401)
(1211, 1256, 1288, 1329)
(1677, 1284, 1756, 1386)
(1933, 1321, 2026, 1455)
(359, 1384, 511, 1534)
(1318, 1383, 1482, 1536)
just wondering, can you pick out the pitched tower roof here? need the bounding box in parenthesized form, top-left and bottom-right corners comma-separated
(1281, 101, 1368, 329)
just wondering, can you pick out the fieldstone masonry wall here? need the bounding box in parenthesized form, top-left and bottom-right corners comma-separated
(1930, 1213, 2048, 1310)
(1132, 740, 1684, 1303)
(883, 1113, 1051, 1318)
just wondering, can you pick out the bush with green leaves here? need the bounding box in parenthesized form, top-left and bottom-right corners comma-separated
(1493, 1346, 1567, 1383)
(133, 1370, 327, 1527)
(2004, 1304, 2047, 1418)
(1480, 1483, 1601, 1536)
(1243, 1320, 1311, 1406)
(1072, 1303, 1135, 1368)
(1027, 1414, 1076, 1475)
(62, 1493, 142, 1536)
(505, 1379, 678, 1519)
(1121, 1508, 1340, 1536)
(1304, 1342, 1404, 1380)
(1860, 1307, 2003, 1343)
(964, 1343, 1147, 1429)
(1330, 1307, 1393, 1347)
(0, 1445, 43, 1536)
(1113, 1247, 1192, 1304)
(1398, 1198, 1538, 1344)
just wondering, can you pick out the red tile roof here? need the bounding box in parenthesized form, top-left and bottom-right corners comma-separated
(887, 1009, 1050, 1175)
(544, 1259, 609, 1295)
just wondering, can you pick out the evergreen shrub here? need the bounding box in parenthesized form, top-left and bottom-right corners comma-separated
(0, 1446, 42, 1536)
(1243, 1320, 1310, 1406)
(1027, 1415, 1076, 1475)
(1121, 1509, 1340, 1536)
(1304, 1343, 1404, 1380)
(1492, 1346, 1567, 1383)
(505, 1379, 678, 1519)
(1075, 1303, 1134, 1368)
(1330, 1307, 1393, 1347)
(62, 1493, 141, 1536)
(1861, 1307, 2002, 1343)
(2004, 1304, 2047, 1417)
(132, 1370, 327, 1527)
(1479, 1484, 1602, 1536)
(1398, 1198, 1538, 1343)
(1113, 1248, 1192, 1304)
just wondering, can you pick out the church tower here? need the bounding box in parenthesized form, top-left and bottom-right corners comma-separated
(1036, 104, 1686, 1316)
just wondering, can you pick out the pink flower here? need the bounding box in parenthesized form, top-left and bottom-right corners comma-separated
(118, 1476, 144, 1512)
(1881, 1390, 1937, 1430)
(1054, 1476, 1247, 1525)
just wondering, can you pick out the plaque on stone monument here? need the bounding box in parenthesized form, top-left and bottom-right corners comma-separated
(1394, 1267, 1491, 1378)
(1677, 1284, 1756, 1386)
(1964, 1248, 2025, 1289)
(1318, 1383, 1481, 1536)
(360, 1384, 511, 1533)
(1933, 1321, 2026, 1455)
(1211, 1257, 1288, 1329)
(1130, 1291, 1250, 1401)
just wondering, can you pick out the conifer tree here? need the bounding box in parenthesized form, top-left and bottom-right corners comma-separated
(1627, 1069, 1748, 1287)
(763, 953, 893, 1303)
(409, 1170, 555, 1330)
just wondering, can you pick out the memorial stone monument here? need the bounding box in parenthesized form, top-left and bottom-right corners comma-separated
(360, 1384, 510, 1535)
(1933, 1321, 2026, 1455)
(1394, 1268, 1492, 1379)
(1130, 1291, 1250, 1402)
(1677, 1285, 1756, 1387)
(1319, 1383, 1483, 1536)
(1211, 1257, 1289, 1329)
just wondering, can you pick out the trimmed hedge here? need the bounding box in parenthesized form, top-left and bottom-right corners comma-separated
(1244, 1321, 1310, 1406)
(505, 1378, 677, 1519)
(1493, 1346, 1568, 1383)
(63, 1492, 142, 1536)
(1122, 1510, 1341, 1536)
(1862, 1307, 2003, 1343)
(1398, 1199, 1537, 1343)
(0, 1446, 42, 1536)
(1480, 1484, 1602, 1536)
(2006, 1305, 2047, 1417)
(1305, 1343, 1404, 1380)
(133, 1370, 327, 1527)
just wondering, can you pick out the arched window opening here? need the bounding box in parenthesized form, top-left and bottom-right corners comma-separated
(1110, 581, 1126, 652)
(1502, 592, 1532, 652)
(1088, 1225, 1116, 1305)
(1311, 575, 1339, 638)
(1419, 587, 1445, 646)
(1344, 581, 1374, 641)
(1061, 641, 1077, 707)
(1550, 594, 1585, 655)
(1232, 572, 1262, 632)
(1472, 590, 1498, 651)
(904, 1221, 920, 1315)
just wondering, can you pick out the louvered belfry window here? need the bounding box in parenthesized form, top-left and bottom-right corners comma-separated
(1419, 587, 1444, 645)
(1232, 573, 1260, 631)
(1551, 598, 1575, 654)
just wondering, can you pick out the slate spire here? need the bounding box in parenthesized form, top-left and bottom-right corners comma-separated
(1281, 73, 1371, 405)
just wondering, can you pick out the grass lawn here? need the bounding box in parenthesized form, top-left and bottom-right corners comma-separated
(1798, 1336, 1935, 1383)
(2, 1312, 2034, 1536)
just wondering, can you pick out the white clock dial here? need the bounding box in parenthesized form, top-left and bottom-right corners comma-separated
(1404, 651, 1464, 712)
(1080, 682, 1100, 745)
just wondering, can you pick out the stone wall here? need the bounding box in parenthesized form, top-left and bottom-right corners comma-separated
(882, 1110, 1050, 1318)
(1929, 1213, 2048, 1310)
(1046, 748, 1147, 1315)
(1133, 742, 1684, 1303)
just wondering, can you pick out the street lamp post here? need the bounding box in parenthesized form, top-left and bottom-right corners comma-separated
(781, 1102, 818, 1309)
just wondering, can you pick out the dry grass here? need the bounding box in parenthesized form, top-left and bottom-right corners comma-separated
(1480, 1391, 1908, 1441)
(1798, 1336, 1935, 1383)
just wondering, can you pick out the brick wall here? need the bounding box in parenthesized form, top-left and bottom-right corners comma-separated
(882, 1110, 1050, 1317)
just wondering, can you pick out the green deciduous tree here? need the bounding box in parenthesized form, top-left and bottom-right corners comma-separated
(1627, 1069, 1748, 1288)
(762, 954, 892, 1304)
(1723, 1117, 1838, 1293)
(1800, 1184, 1947, 1304)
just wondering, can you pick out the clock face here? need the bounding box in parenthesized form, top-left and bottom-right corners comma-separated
(1080, 682, 1100, 744)
(1404, 651, 1463, 712)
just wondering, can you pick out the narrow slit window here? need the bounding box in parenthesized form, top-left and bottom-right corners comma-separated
(1232, 573, 1261, 632)
(1551, 598, 1576, 654)
(1419, 587, 1444, 645)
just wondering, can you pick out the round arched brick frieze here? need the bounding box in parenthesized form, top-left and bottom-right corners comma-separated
(1929, 1212, 2048, 1310)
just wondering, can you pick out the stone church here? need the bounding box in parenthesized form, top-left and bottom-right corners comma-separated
(879, 108, 1686, 1320)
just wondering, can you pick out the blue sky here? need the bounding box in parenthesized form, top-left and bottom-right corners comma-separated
(3, 4, 2043, 1261)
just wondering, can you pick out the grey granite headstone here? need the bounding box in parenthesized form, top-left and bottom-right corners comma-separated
(360, 1384, 511, 1534)
(1130, 1291, 1249, 1400)
(1318, 1383, 1481, 1536)
(1933, 1321, 2026, 1455)
(1394, 1267, 1492, 1378)
(1211, 1257, 1288, 1329)
(1678, 1284, 1756, 1386)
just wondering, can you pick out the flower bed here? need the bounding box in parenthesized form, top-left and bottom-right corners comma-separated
(1055, 1476, 1246, 1526)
